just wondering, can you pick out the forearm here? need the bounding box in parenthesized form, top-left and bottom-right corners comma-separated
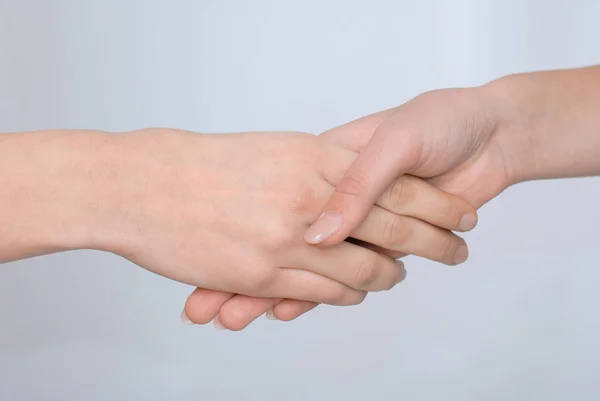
(0, 130, 114, 263)
(485, 65, 600, 184)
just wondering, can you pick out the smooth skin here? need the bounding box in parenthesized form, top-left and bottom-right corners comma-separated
(0, 129, 476, 307)
(307, 66, 600, 243)
(189, 65, 600, 330)
(181, 128, 477, 330)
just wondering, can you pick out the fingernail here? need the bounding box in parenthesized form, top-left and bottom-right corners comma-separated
(265, 308, 278, 321)
(458, 214, 477, 231)
(452, 245, 468, 265)
(304, 211, 343, 244)
(213, 316, 226, 330)
(180, 309, 194, 325)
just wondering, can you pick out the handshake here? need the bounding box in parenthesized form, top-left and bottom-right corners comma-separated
(8, 67, 593, 331)
(120, 129, 479, 330)
(109, 83, 510, 331)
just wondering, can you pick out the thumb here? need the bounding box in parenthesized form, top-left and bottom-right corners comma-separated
(304, 121, 421, 246)
(319, 107, 396, 152)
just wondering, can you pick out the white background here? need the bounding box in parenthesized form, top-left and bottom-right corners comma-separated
(1, 1, 599, 400)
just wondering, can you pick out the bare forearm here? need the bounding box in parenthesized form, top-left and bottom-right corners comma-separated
(0, 130, 114, 262)
(485, 65, 600, 184)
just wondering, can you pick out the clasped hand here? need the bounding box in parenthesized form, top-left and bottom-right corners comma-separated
(101, 128, 476, 330)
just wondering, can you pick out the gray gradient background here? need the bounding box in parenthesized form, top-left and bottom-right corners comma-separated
(1, 1, 600, 400)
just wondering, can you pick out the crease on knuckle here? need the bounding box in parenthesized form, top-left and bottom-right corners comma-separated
(355, 257, 379, 289)
(384, 215, 411, 249)
(336, 169, 370, 198)
(286, 181, 320, 214)
(387, 178, 406, 212)
(440, 197, 460, 226)
(436, 237, 458, 263)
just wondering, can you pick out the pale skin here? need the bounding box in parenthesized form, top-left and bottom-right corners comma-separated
(0, 129, 475, 309)
(182, 171, 474, 330)
(180, 129, 477, 330)
(3, 66, 599, 331)
(187, 65, 600, 330)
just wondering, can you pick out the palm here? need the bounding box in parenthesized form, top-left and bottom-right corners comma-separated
(424, 143, 510, 209)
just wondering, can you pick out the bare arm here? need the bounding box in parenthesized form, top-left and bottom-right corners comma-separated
(304, 65, 600, 244)
(0, 130, 113, 262)
(0, 129, 416, 305)
(488, 65, 600, 183)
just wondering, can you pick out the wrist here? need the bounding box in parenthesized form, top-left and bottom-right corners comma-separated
(89, 128, 217, 257)
(479, 74, 540, 186)
(481, 66, 600, 185)
(41, 130, 120, 253)
(0, 130, 118, 261)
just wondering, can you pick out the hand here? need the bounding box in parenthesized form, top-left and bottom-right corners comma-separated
(181, 134, 477, 330)
(181, 84, 509, 330)
(302, 84, 515, 246)
(103, 129, 418, 304)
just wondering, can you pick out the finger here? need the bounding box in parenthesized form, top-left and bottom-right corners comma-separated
(321, 149, 477, 233)
(293, 241, 406, 292)
(216, 295, 281, 331)
(319, 108, 397, 151)
(377, 175, 477, 232)
(183, 288, 234, 325)
(305, 117, 422, 246)
(270, 299, 319, 322)
(345, 237, 407, 260)
(267, 268, 368, 306)
(426, 171, 499, 210)
(351, 206, 469, 265)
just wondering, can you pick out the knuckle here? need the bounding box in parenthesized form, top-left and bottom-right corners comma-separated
(354, 257, 380, 289)
(440, 198, 460, 224)
(386, 179, 405, 211)
(435, 237, 459, 263)
(275, 225, 297, 248)
(336, 169, 370, 197)
(387, 176, 415, 211)
(261, 220, 297, 252)
(384, 215, 412, 248)
(287, 184, 319, 214)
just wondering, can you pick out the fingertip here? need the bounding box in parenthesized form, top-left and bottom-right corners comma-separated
(183, 289, 233, 325)
(451, 244, 469, 265)
(219, 296, 281, 331)
(457, 212, 478, 232)
(212, 315, 227, 330)
(217, 306, 253, 332)
(216, 313, 244, 331)
(180, 308, 194, 325)
(272, 300, 319, 322)
(396, 260, 407, 283)
(265, 308, 278, 321)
